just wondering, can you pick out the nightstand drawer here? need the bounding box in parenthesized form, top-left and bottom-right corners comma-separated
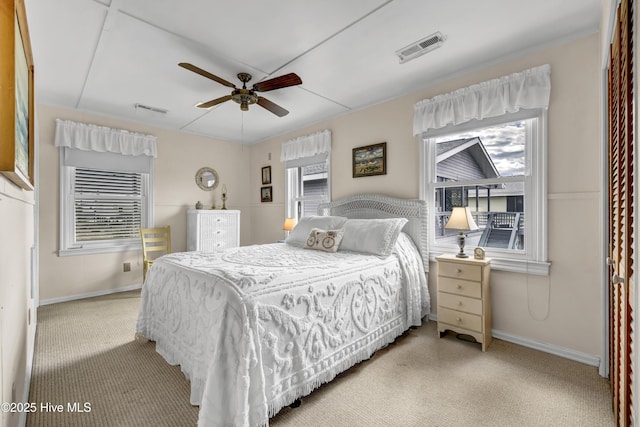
(438, 307, 482, 332)
(438, 277, 482, 298)
(438, 292, 482, 315)
(438, 261, 481, 281)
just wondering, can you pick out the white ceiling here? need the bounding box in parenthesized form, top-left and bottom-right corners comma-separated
(24, 0, 601, 144)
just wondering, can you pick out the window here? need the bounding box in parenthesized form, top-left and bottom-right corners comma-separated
(414, 65, 550, 274)
(421, 110, 549, 274)
(60, 157, 153, 255)
(55, 119, 156, 256)
(286, 158, 329, 220)
(73, 168, 145, 242)
(281, 130, 332, 221)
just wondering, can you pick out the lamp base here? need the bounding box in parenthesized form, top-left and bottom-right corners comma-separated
(456, 232, 468, 258)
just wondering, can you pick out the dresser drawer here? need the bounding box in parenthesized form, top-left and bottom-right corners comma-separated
(438, 261, 481, 281)
(438, 277, 482, 298)
(438, 307, 482, 333)
(438, 292, 482, 315)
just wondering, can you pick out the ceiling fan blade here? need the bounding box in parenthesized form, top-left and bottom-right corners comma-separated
(179, 63, 236, 88)
(197, 95, 232, 109)
(253, 73, 302, 92)
(257, 97, 289, 117)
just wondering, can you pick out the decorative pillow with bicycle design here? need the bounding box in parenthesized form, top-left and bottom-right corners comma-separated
(304, 228, 344, 253)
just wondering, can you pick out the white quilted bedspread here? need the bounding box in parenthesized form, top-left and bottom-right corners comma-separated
(136, 233, 429, 427)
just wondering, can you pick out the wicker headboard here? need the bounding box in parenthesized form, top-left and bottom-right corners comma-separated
(317, 194, 429, 271)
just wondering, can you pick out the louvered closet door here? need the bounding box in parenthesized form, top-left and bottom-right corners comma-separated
(607, 1, 635, 425)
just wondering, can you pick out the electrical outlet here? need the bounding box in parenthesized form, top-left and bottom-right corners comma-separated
(123, 262, 131, 272)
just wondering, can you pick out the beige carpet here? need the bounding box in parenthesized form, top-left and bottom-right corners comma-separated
(27, 290, 614, 427)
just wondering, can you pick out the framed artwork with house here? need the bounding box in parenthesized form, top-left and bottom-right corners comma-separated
(353, 142, 386, 178)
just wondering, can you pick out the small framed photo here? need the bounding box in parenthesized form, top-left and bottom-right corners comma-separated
(261, 165, 271, 185)
(353, 142, 387, 178)
(261, 186, 272, 203)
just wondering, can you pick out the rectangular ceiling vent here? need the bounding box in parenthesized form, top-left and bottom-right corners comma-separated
(134, 103, 168, 116)
(396, 31, 446, 64)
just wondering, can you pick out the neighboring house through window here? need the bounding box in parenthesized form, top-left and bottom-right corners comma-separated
(415, 65, 551, 274)
(431, 120, 528, 252)
(282, 130, 331, 221)
(55, 119, 157, 256)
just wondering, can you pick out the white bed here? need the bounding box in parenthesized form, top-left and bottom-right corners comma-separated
(136, 194, 430, 427)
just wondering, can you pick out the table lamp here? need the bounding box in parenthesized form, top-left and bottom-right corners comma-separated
(445, 206, 478, 258)
(283, 218, 296, 237)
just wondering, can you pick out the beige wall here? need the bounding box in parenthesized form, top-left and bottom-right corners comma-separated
(37, 105, 251, 302)
(0, 177, 36, 427)
(251, 33, 603, 357)
(31, 31, 604, 365)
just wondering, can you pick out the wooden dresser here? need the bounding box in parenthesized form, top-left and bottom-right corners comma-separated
(187, 209, 240, 252)
(436, 254, 491, 351)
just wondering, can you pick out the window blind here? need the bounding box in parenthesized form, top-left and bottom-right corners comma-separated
(73, 168, 143, 242)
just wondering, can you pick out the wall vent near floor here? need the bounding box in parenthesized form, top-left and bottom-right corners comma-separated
(396, 31, 446, 64)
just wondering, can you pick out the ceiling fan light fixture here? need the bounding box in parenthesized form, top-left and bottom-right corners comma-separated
(231, 89, 258, 107)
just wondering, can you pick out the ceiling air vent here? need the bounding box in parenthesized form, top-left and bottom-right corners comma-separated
(395, 31, 446, 64)
(134, 103, 168, 116)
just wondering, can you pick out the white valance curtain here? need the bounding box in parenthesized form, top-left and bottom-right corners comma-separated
(281, 129, 331, 163)
(413, 64, 551, 135)
(54, 119, 158, 157)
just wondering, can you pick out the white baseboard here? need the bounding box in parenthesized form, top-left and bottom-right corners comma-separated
(491, 329, 600, 367)
(427, 314, 601, 368)
(39, 284, 142, 306)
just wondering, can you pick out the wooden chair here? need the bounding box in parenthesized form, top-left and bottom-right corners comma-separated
(140, 226, 171, 281)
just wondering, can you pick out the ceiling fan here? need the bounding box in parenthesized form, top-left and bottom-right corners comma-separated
(179, 62, 302, 117)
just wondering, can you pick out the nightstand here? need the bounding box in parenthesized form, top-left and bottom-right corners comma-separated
(436, 254, 491, 351)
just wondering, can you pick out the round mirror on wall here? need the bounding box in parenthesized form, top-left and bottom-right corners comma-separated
(195, 167, 219, 191)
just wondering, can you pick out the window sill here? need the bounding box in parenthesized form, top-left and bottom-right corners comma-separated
(429, 252, 550, 276)
(59, 242, 141, 257)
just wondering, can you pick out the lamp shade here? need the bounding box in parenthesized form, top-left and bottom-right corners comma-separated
(445, 207, 479, 231)
(283, 218, 296, 231)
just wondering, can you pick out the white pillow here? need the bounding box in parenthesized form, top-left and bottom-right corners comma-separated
(285, 216, 348, 247)
(339, 218, 409, 257)
(303, 228, 344, 253)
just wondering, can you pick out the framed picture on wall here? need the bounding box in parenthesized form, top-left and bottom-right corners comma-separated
(0, 1, 35, 190)
(262, 165, 271, 184)
(353, 142, 386, 178)
(261, 186, 272, 202)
